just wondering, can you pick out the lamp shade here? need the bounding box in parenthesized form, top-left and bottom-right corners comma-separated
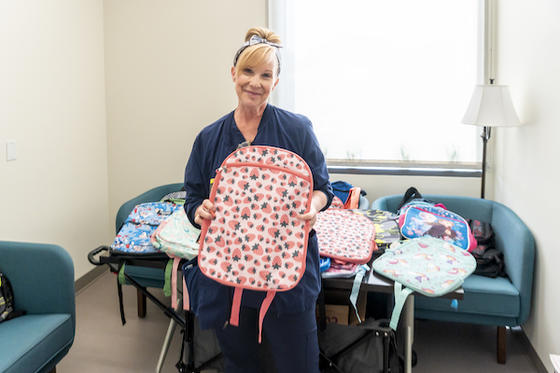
(462, 84, 521, 127)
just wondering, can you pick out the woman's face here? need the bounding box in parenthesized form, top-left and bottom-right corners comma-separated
(231, 55, 279, 111)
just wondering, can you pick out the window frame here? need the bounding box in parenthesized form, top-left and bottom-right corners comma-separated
(267, 0, 490, 177)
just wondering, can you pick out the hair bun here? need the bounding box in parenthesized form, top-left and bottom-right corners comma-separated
(245, 27, 281, 45)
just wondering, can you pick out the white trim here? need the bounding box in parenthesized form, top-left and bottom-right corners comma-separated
(485, 0, 496, 83)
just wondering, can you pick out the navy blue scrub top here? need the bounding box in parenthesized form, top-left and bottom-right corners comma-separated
(183, 104, 333, 329)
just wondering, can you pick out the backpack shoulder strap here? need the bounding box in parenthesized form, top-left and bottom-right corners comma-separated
(397, 187, 422, 211)
(389, 282, 414, 330)
(343, 187, 361, 209)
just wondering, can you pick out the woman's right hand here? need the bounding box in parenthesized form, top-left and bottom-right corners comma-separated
(194, 199, 215, 225)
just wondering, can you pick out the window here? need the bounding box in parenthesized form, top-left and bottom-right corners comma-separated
(269, 0, 484, 172)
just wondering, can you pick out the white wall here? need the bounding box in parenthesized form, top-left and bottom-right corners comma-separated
(495, 0, 560, 371)
(0, 1, 111, 279)
(103, 0, 267, 225)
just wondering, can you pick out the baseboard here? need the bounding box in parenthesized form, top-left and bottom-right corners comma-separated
(518, 327, 548, 373)
(75, 265, 108, 293)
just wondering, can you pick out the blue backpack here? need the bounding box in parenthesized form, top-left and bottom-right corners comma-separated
(331, 180, 366, 206)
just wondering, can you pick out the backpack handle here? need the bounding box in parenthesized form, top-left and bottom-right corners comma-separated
(397, 187, 423, 211)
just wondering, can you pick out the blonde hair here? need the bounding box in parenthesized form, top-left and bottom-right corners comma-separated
(234, 27, 282, 76)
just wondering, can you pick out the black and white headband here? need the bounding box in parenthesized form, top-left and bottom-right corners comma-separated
(233, 35, 282, 74)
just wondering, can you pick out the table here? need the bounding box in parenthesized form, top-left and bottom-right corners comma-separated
(323, 269, 464, 373)
(159, 264, 465, 373)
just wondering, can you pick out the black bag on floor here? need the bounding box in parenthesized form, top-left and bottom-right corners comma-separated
(319, 318, 402, 373)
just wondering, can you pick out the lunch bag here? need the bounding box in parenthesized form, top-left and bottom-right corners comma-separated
(197, 146, 313, 342)
(372, 236, 476, 330)
(398, 202, 477, 251)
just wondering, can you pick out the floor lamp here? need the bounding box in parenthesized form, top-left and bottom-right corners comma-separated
(462, 84, 521, 199)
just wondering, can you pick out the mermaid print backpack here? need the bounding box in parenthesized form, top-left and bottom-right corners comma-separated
(372, 236, 476, 330)
(198, 146, 313, 342)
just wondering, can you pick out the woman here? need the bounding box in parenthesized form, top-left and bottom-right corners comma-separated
(183, 27, 333, 373)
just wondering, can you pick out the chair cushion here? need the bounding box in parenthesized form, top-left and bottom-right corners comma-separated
(415, 274, 520, 317)
(124, 265, 166, 288)
(0, 314, 73, 373)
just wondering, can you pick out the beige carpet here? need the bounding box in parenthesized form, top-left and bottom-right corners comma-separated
(58, 270, 541, 372)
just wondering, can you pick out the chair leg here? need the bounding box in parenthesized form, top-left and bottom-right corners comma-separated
(137, 289, 147, 318)
(497, 326, 506, 364)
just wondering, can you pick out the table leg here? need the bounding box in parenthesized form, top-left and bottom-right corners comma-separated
(403, 294, 414, 373)
(156, 317, 178, 372)
(156, 271, 183, 373)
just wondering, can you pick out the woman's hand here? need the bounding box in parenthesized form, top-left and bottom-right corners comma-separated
(297, 190, 327, 229)
(194, 199, 215, 226)
(297, 204, 319, 228)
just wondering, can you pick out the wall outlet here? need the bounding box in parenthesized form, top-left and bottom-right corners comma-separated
(6, 140, 16, 161)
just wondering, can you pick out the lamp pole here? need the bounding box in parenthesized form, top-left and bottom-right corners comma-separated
(480, 78, 495, 199)
(480, 126, 491, 199)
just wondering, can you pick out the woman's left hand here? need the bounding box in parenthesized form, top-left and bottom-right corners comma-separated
(297, 204, 319, 228)
(297, 190, 328, 229)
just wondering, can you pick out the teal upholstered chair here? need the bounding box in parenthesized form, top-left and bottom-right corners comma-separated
(0, 241, 75, 373)
(115, 182, 184, 317)
(372, 194, 535, 364)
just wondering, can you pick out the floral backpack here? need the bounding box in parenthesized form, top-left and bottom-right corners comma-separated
(314, 208, 377, 322)
(372, 236, 476, 330)
(198, 146, 313, 342)
(315, 209, 376, 264)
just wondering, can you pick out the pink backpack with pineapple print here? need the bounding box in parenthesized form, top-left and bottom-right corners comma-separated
(198, 146, 313, 342)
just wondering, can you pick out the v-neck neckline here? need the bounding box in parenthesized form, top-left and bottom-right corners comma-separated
(230, 104, 272, 146)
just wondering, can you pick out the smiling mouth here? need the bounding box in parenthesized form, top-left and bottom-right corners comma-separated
(245, 90, 261, 96)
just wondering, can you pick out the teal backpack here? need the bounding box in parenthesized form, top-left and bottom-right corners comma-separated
(372, 236, 476, 330)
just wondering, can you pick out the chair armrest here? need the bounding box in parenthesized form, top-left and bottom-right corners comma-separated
(0, 241, 75, 328)
(358, 195, 369, 210)
(115, 182, 183, 233)
(371, 194, 401, 211)
(491, 202, 535, 325)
